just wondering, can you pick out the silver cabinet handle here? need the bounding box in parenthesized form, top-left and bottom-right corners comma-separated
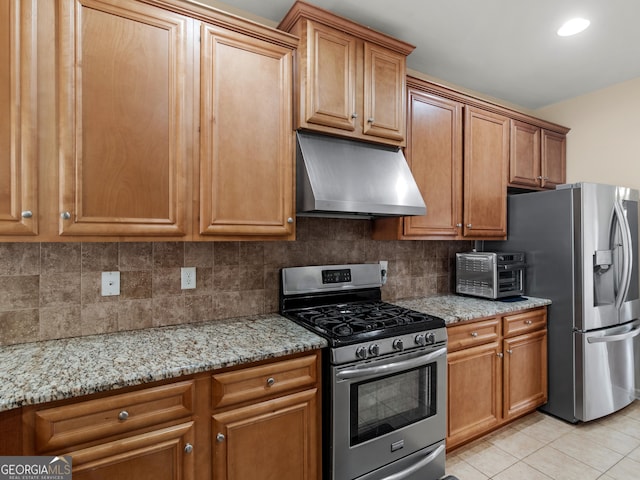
(537, 175, 543, 180)
(467, 223, 472, 228)
(367, 117, 374, 123)
(21, 210, 33, 218)
(506, 349, 513, 354)
(287, 217, 293, 224)
(266, 377, 275, 387)
(351, 112, 358, 119)
(184, 443, 193, 454)
(525, 320, 533, 325)
(118, 410, 129, 421)
(60, 211, 71, 220)
(216, 433, 225, 443)
(470, 332, 478, 337)
(456, 223, 462, 228)
(497, 352, 504, 358)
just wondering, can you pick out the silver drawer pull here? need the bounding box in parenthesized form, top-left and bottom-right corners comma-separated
(184, 443, 193, 454)
(60, 211, 71, 220)
(266, 377, 275, 387)
(525, 320, 533, 325)
(507, 349, 513, 354)
(497, 352, 504, 358)
(470, 332, 478, 337)
(118, 410, 129, 421)
(216, 433, 225, 443)
(21, 210, 33, 218)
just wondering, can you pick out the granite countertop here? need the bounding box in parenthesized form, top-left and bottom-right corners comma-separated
(0, 294, 550, 413)
(394, 294, 551, 324)
(0, 314, 327, 413)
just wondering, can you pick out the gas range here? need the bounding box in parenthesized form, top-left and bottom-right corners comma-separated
(279, 263, 448, 480)
(279, 263, 446, 365)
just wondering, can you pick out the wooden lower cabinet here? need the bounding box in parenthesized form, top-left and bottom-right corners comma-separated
(447, 341, 502, 447)
(212, 389, 318, 480)
(446, 307, 548, 451)
(15, 351, 321, 480)
(66, 422, 195, 480)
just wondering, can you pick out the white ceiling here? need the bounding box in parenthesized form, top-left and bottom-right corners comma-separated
(211, 0, 640, 110)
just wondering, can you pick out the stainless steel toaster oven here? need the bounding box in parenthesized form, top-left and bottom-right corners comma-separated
(456, 252, 526, 299)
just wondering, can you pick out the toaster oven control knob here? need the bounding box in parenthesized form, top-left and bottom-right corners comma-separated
(356, 346, 368, 360)
(392, 338, 404, 351)
(425, 332, 436, 344)
(414, 334, 426, 346)
(369, 344, 380, 356)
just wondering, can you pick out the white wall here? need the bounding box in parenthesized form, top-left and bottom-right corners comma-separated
(535, 77, 640, 191)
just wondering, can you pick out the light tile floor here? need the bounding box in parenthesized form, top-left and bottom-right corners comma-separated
(445, 401, 640, 479)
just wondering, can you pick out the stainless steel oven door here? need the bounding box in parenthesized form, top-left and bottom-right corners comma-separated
(330, 346, 446, 480)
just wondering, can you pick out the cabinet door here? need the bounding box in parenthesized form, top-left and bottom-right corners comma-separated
(541, 129, 566, 189)
(363, 43, 406, 142)
(463, 106, 509, 238)
(503, 330, 548, 420)
(403, 89, 463, 238)
(0, 0, 37, 235)
(303, 20, 357, 132)
(509, 120, 541, 188)
(57, 0, 191, 236)
(68, 422, 195, 480)
(199, 24, 294, 238)
(447, 341, 502, 450)
(213, 389, 319, 480)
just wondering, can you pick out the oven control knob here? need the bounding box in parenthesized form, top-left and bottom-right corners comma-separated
(392, 338, 404, 351)
(369, 344, 380, 356)
(356, 346, 368, 360)
(425, 332, 436, 344)
(414, 334, 426, 346)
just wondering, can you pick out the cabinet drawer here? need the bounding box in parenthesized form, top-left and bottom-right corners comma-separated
(34, 380, 194, 452)
(447, 318, 500, 352)
(503, 308, 547, 338)
(212, 353, 318, 409)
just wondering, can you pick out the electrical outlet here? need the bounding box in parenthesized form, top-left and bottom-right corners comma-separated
(101, 271, 120, 296)
(379, 260, 388, 285)
(181, 267, 196, 290)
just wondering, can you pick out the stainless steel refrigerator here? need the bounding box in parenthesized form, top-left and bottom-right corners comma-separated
(484, 182, 640, 423)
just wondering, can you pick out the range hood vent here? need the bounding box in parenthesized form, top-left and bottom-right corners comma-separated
(295, 132, 426, 219)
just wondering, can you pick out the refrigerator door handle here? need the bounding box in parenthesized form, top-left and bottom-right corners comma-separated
(587, 325, 640, 343)
(614, 200, 633, 310)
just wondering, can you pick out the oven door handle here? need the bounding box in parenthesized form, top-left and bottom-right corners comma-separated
(336, 347, 446, 380)
(379, 443, 445, 480)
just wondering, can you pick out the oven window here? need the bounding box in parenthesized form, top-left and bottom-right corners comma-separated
(350, 364, 437, 446)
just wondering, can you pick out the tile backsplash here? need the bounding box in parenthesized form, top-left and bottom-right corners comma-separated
(0, 218, 472, 346)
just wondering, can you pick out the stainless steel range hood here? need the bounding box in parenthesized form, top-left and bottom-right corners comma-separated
(296, 132, 426, 219)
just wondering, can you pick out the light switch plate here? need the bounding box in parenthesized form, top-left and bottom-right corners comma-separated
(101, 271, 120, 296)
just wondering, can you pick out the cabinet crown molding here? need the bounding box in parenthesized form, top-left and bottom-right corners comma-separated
(278, 0, 415, 55)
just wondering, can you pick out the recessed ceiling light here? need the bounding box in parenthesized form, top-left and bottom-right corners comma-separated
(557, 18, 590, 36)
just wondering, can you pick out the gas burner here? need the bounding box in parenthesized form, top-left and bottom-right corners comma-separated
(287, 300, 444, 345)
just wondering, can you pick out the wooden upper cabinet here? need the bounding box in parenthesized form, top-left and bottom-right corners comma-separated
(197, 24, 296, 239)
(509, 120, 567, 190)
(509, 120, 541, 188)
(541, 129, 567, 189)
(362, 42, 406, 142)
(279, 0, 414, 147)
(403, 89, 463, 238)
(372, 86, 463, 240)
(303, 21, 357, 131)
(463, 106, 509, 238)
(0, 0, 37, 235)
(57, 0, 192, 237)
